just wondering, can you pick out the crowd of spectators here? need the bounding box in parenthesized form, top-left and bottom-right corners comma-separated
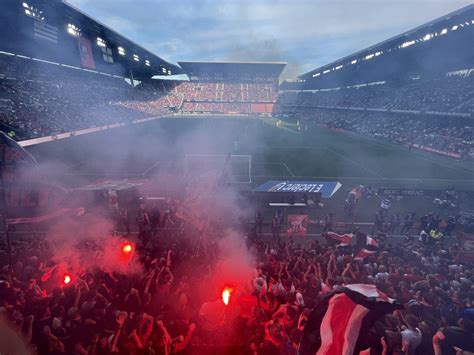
(278, 75, 474, 159)
(175, 81, 278, 114)
(1, 190, 473, 354)
(278, 75, 474, 114)
(0, 53, 280, 137)
(0, 55, 155, 140)
(117, 81, 278, 116)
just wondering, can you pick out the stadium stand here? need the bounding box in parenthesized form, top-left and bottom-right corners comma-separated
(0, 54, 154, 139)
(176, 62, 283, 115)
(278, 74, 474, 114)
(277, 5, 474, 160)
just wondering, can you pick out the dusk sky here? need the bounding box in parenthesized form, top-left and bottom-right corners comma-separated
(67, 0, 473, 78)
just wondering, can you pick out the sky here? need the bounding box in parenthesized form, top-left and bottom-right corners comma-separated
(67, 0, 473, 79)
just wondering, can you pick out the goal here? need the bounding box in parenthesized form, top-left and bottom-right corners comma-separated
(183, 154, 252, 183)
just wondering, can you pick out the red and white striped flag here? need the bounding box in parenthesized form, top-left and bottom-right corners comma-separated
(299, 284, 402, 355)
(354, 236, 378, 260)
(325, 231, 353, 246)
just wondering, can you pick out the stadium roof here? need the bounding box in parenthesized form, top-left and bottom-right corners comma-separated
(0, 0, 182, 79)
(61, 1, 183, 77)
(299, 4, 474, 88)
(178, 61, 286, 81)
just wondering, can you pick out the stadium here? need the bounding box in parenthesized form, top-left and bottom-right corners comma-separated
(0, 1, 473, 354)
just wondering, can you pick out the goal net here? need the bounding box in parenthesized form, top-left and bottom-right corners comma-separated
(184, 154, 252, 183)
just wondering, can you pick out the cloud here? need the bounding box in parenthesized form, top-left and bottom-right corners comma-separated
(66, 0, 473, 78)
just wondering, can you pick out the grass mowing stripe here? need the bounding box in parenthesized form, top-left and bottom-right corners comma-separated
(331, 129, 474, 175)
(322, 146, 385, 178)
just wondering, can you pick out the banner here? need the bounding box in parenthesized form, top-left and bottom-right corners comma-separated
(6, 207, 84, 225)
(287, 214, 308, 236)
(412, 144, 462, 158)
(254, 180, 342, 199)
(77, 37, 96, 69)
(458, 233, 474, 265)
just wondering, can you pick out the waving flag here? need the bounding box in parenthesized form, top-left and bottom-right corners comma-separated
(299, 284, 402, 355)
(353, 232, 379, 260)
(325, 231, 353, 246)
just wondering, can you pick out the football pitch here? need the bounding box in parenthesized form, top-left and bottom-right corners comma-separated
(249, 118, 474, 191)
(29, 116, 474, 192)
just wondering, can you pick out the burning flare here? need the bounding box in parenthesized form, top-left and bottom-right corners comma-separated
(122, 241, 133, 254)
(63, 274, 71, 285)
(222, 287, 232, 305)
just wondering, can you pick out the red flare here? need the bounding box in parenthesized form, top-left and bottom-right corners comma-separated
(122, 241, 133, 254)
(222, 287, 232, 305)
(63, 274, 71, 285)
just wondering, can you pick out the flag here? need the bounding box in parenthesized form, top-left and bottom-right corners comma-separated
(77, 37, 96, 69)
(354, 232, 378, 260)
(6, 207, 84, 225)
(325, 231, 353, 246)
(299, 284, 403, 355)
(175, 201, 206, 232)
(457, 232, 474, 265)
(287, 214, 308, 236)
(33, 20, 58, 44)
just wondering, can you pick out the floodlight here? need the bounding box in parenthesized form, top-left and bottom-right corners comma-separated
(97, 37, 106, 47)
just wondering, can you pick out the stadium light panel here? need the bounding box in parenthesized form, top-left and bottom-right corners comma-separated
(466, 21, 470, 26)
(133, 54, 139, 62)
(323, 69, 330, 74)
(351, 59, 358, 64)
(375, 51, 382, 56)
(335, 65, 343, 70)
(145, 60, 150, 66)
(452, 25, 458, 31)
(312, 72, 320, 77)
(365, 53, 374, 60)
(118, 46, 125, 56)
(162, 67, 167, 73)
(168, 70, 171, 75)
(67, 24, 81, 37)
(97, 37, 106, 47)
(23, 4, 43, 20)
(400, 40, 415, 48)
(459, 23, 464, 27)
(423, 33, 433, 41)
(440, 28, 448, 35)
